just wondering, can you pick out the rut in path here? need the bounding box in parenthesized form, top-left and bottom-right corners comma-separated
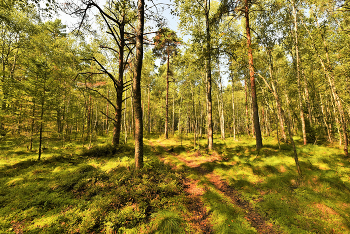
(159, 142, 282, 234)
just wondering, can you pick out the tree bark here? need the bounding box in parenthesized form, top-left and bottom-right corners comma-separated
(267, 50, 287, 142)
(30, 98, 35, 151)
(133, 0, 144, 169)
(113, 19, 125, 147)
(205, 0, 213, 150)
(291, 1, 307, 145)
(38, 82, 46, 160)
(245, 0, 263, 150)
(148, 85, 151, 134)
(165, 51, 169, 139)
(231, 76, 236, 140)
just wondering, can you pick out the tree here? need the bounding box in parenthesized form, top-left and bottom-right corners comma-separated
(133, 0, 144, 169)
(65, 0, 137, 147)
(153, 27, 180, 139)
(244, 0, 263, 150)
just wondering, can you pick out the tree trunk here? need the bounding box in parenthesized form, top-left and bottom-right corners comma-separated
(106, 90, 109, 134)
(133, 0, 144, 169)
(268, 50, 287, 142)
(30, 99, 36, 151)
(319, 93, 332, 142)
(218, 73, 225, 140)
(148, 85, 151, 134)
(205, 0, 213, 150)
(291, 1, 307, 145)
(113, 20, 126, 146)
(165, 51, 169, 139)
(173, 93, 175, 135)
(245, 0, 262, 150)
(245, 77, 249, 135)
(124, 87, 128, 143)
(231, 76, 236, 140)
(38, 83, 46, 161)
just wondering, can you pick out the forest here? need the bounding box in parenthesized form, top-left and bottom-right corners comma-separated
(1, 0, 350, 233)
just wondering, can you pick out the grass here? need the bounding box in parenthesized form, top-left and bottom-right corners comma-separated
(0, 135, 193, 233)
(1, 133, 350, 233)
(148, 133, 350, 234)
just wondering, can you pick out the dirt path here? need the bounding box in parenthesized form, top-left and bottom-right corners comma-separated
(148, 140, 214, 234)
(150, 139, 282, 233)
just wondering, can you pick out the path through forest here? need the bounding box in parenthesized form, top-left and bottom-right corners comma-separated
(148, 138, 282, 234)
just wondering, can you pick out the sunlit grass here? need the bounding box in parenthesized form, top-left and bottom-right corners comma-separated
(1, 133, 350, 233)
(148, 133, 350, 233)
(0, 135, 196, 233)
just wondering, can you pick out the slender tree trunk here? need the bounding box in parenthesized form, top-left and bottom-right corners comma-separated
(106, 90, 109, 134)
(245, 0, 262, 150)
(113, 21, 126, 146)
(30, 99, 36, 151)
(38, 83, 46, 161)
(205, 0, 213, 150)
(134, 0, 144, 169)
(165, 51, 169, 139)
(267, 50, 287, 141)
(191, 85, 197, 148)
(148, 85, 151, 134)
(231, 77, 236, 140)
(218, 73, 225, 140)
(283, 108, 302, 176)
(245, 78, 249, 135)
(124, 87, 128, 143)
(319, 93, 332, 142)
(173, 93, 175, 135)
(292, 1, 307, 145)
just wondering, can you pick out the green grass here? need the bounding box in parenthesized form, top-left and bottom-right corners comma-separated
(1, 133, 350, 233)
(0, 136, 193, 233)
(148, 134, 350, 234)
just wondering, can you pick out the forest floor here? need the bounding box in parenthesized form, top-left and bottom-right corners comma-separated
(1, 134, 350, 233)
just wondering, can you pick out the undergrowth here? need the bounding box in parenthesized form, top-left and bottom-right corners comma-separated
(148, 134, 350, 234)
(0, 138, 192, 233)
(2, 133, 350, 233)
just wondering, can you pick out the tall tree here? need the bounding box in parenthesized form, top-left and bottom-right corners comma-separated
(153, 27, 180, 139)
(133, 0, 144, 169)
(244, 0, 263, 150)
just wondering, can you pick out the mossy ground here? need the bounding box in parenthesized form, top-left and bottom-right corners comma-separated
(1, 133, 350, 233)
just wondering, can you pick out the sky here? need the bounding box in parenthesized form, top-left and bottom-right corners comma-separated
(56, 0, 179, 34)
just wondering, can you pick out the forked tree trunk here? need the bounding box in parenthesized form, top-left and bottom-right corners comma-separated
(245, 0, 263, 150)
(134, 0, 144, 169)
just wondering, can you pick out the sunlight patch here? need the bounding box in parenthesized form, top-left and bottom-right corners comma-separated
(6, 177, 24, 186)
